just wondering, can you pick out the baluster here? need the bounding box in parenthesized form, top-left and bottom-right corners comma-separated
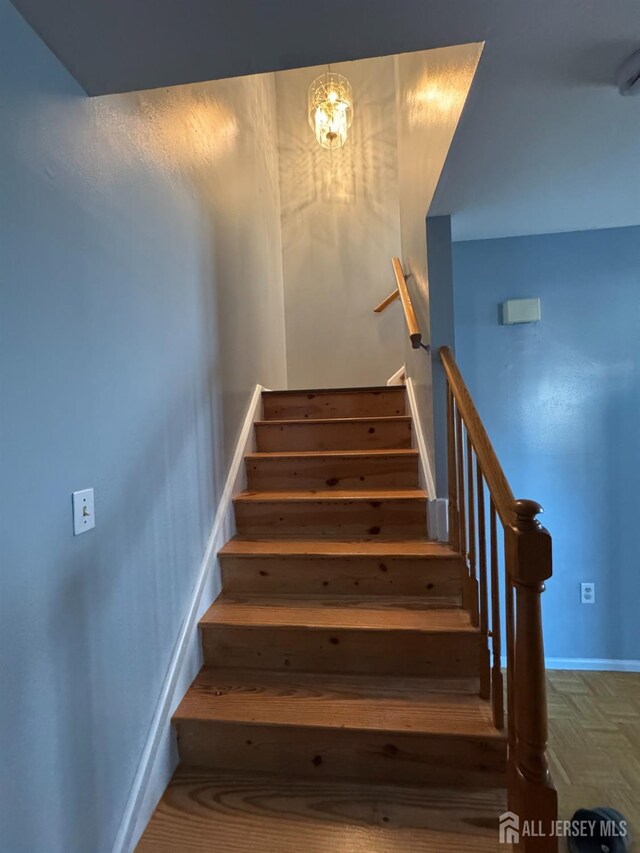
(440, 347, 556, 847)
(490, 498, 505, 729)
(454, 407, 468, 610)
(503, 502, 515, 753)
(476, 465, 490, 700)
(506, 499, 557, 849)
(466, 435, 479, 627)
(446, 384, 459, 552)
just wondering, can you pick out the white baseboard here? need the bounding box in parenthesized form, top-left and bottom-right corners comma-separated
(404, 377, 436, 499)
(500, 655, 640, 673)
(404, 378, 448, 542)
(386, 365, 406, 386)
(545, 658, 640, 673)
(112, 384, 264, 853)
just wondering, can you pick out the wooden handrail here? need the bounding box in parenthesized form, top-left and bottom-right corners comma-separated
(439, 345, 557, 851)
(372, 258, 423, 349)
(373, 288, 399, 313)
(391, 257, 422, 349)
(440, 345, 515, 528)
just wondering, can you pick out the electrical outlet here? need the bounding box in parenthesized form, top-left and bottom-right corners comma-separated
(581, 582, 595, 604)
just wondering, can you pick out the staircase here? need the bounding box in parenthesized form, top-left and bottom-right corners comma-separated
(137, 385, 513, 852)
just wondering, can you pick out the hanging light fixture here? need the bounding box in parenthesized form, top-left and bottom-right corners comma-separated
(308, 71, 353, 150)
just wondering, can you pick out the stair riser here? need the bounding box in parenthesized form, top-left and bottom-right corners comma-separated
(246, 454, 420, 491)
(176, 721, 506, 788)
(201, 626, 480, 677)
(262, 389, 406, 421)
(220, 555, 464, 597)
(234, 499, 427, 538)
(255, 419, 412, 452)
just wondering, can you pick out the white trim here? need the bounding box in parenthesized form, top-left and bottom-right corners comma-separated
(500, 655, 640, 673)
(112, 384, 264, 853)
(427, 498, 449, 543)
(405, 377, 436, 498)
(545, 658, 640, 673)
(386, 365, 406, 386)
(404, 377, 448, 541)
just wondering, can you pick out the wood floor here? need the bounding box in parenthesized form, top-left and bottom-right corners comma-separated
(137, 670, 639, 852)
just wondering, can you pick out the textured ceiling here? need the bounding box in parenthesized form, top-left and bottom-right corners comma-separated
(9, 0, 640, 240)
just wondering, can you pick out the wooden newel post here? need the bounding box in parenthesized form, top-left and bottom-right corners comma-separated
(506, 499, 558, 852)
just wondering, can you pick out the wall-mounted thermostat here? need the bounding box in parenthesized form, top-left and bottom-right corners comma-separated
(501, 298, 541, 325)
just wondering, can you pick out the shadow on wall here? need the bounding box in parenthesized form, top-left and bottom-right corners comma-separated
(276, 56, 405, 389)
(0, 6, 286, 848)
(279, 71, 397, 216)
(34, 114, 230, 851)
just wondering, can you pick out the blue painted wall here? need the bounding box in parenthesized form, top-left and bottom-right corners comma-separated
(0, 3, 286, 851)
(426, 215, 456, 495)
(453, 225, 640, 662)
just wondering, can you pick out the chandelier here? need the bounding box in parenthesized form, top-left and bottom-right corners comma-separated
(308, 72, 353, 150)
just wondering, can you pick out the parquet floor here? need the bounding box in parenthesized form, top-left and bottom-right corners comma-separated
(548, 670, 640, 839)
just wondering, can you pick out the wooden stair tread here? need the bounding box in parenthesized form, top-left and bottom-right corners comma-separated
(256, 415, 412, 453)
(175, 668, 504, 739)
(256, 415, 411, 426)
(183, 668, 481, 698)
(201, 595, 475, 631)
(235, 488, 427, 502)
(220, 537, 461, 558)
(216, 592, 462, 609)
(261, 388, 407, 423)
(262, 385, 405, 396)
(245, 448, 421, 491)
(136, 767, 507, 853)
(246, 449, 420, 458)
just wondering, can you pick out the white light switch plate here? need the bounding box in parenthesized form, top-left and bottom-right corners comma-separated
(72, 488, 95, 535)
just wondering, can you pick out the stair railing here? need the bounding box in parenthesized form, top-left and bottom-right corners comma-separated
(374, 258, 430, 352)
(440, 345, 558, 852)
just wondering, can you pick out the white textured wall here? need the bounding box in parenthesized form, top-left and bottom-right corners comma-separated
(395, 44, 483, 478)
(276, 56, 404, 389)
